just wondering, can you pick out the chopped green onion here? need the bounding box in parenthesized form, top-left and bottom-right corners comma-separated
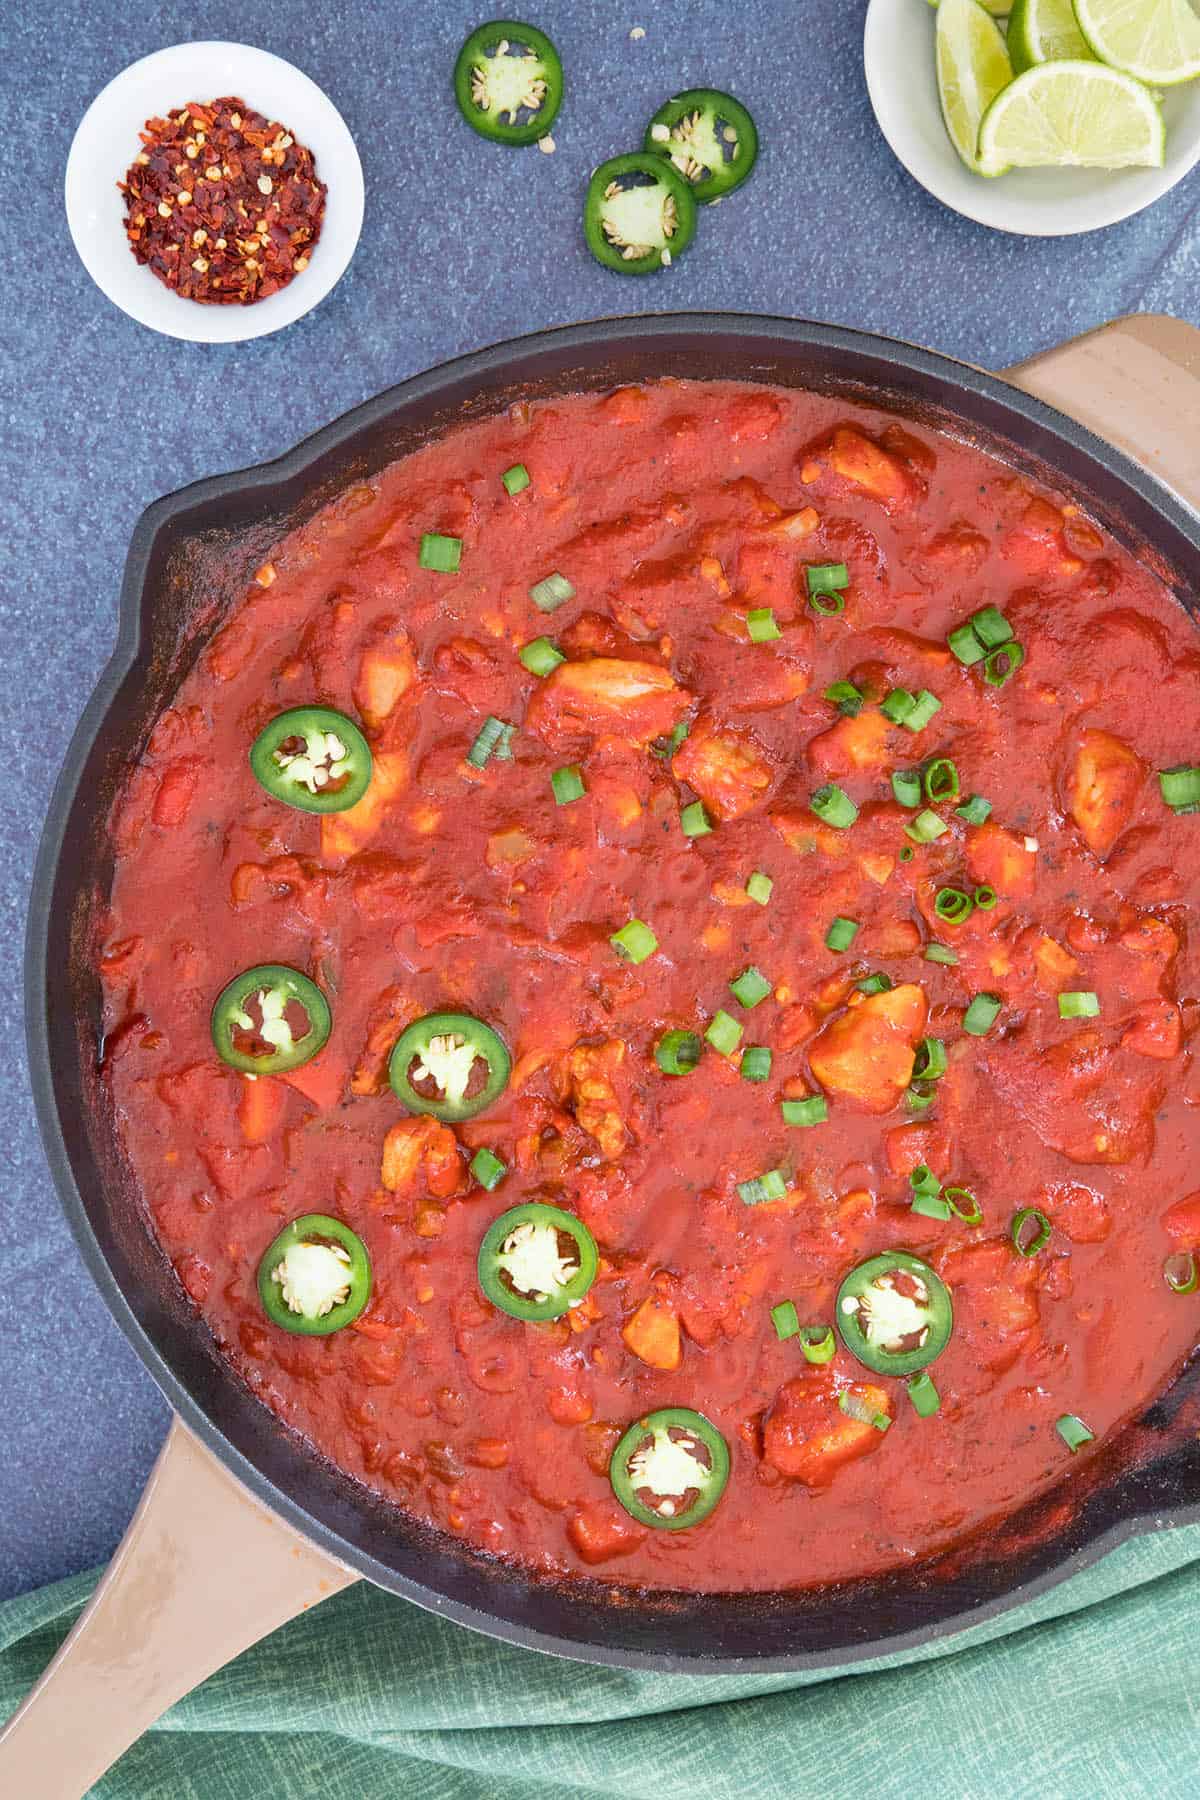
(911, 1189, 953, 1220)
(781, 1096, 828, 1127)
(493, 723, 516, 761)
(680, 800, 712, 838)
(944, 1186, 982, 1225)
(706, 1010, 743, 1056)
(610, 918, 657, 964)
(799, 1325, 836, 1365)
(470, 1147, 507, 1190)
(652, 719, 690, 761)
(974, 885, 998, 911)
(983, 642, 1025, 687)
(923, 758, 959, 803)
(1056, 1414, 1094, 1453)
(824, 916, 860, 953)
(466, 715, 510, 768)
(1012, 1206, 1051, 1257)
(913, 1038, 947, 1082)
(746, 871, 774, 906)
(824, 680, 864, 716)
(418, 532, 462, 573)
(771, 1300, 800, 1341)
(806, 562, 849, 598)
(810, 590, 845, 617)
(891, 769, 922, 809)
(1159, 765, 1200, 814)
(529, 571, 576, 612)
(811, 784, 858, 829)
(948, 622, 988, 665)
(730, 965, 772, 1008)
(1058, 991, 1100, 1019)
(909, 1163, 940, 1194)
(971, 605, 1013, 648)
(857, 971, 893, 995)
(907, 1372, 941, 1418)
(881, 689, 916, 726)
(501, 463, 531, 495)
(747, 607, 782, 642)
(838, 1390, 891, 1432)
(1164, 1252, 1198, 1295)
(519, 636, 564, 677)
(655, 1029, 701, 1076)
(740, 1045, 773, 1083)
(905, 809, 949, 845)
(899, 845, 915, 863)
(963, 993, 1002, 1036)
(934, 886, 974, 925)
(551, 765, 586, 805)
(738, 1169, 788, 1207)
(905, 1082, 936, 1112)
(956, 794, 992, 825)
(904, 691, 942, 733)
(924, 944, 959, 965)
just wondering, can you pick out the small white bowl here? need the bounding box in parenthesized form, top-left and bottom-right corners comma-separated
(65, 40, 364, 342)
(864, 0, 1200, 236)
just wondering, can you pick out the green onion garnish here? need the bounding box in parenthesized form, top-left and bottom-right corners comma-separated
(746, 870, 774, 906)
(1058, 991, 1100, 1019)
(799, 1325, 836, 1365)
(1056, 1414, 1094, 1453)
(838, 1391, 890, 1432)
(550, 766, 585, 806)
(974, 885, 998, 911)
(911, 1190, 952, 1220)
(466, 715, 510, 768)
(881, 689, 916, 726)
(972, 605, 1013, 648)
(1159, 765, 1200, 814)
(1012, 1206, 1051, 1257)
(904, 690, 942, 732)
(934, 886, 974, 925)
(923, 758, 959, 803)
(811, 784, 858, 829)
(782, 1096, 828, 1127)
(706, 1010, 743, 1056)
(857, 972, 892, 995)
(680, 800, 712, 838)
(519, 636, 564, 677)
(806, 562, 849, 602)
(501, 464, 530, 495)
(891, 769, 922, 809)
(418, 532, 462, 573)
(494, 723, 517, 761)
(912, 1038, 947, 1081)
(924, 944, 959, 965)
(910, 1163, 940, 1195)
(956, 794, 992, 825)
(747, 607, 782, 642)
(655, 1029, 702, 1076)
(983, 642, 1025, 687)
(771, 1300, 800, 1341)
(905, 809, 949, 845)
(730, 965, 772, 1008)
(907, 1372, 941, 1418)
(824, 680, 864, 716)
(740, 1045, 773, 1083)
(825, 916, 860, 953)
(529, 571, 576, 612)
(1164, 1252, 1199, 1294)
(470, 1147, 507, 1190)
(963, 993, 1002, 1036)
(944, 1186, 982, 1225)
(651, 718, 690, 761)
(610, 918, 657, 964)
(905, 1082, 936, 1112)
(948, 622, 988, 665)
(738, 1169, 788, 1207)
(899, 845, 915, 863)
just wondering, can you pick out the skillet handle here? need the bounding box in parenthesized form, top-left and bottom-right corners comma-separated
(0, 1418, 357, 1800)
(1004, 312, 1200, 512)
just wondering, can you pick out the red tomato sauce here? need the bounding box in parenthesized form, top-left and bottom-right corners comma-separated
(98, 380, 1200, 1592)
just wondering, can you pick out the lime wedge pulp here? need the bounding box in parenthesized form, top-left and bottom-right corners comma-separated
(978, 59, 1166, 167)
(937, 0, 1016, 175)
(925, 0, 1010, 12)
(1073, 0, 1200, 86)
(1008, 0, 1095, 70)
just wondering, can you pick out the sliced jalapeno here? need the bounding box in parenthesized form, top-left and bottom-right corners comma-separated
(610, 1407, 730, 1531)
(454, 19, 563, 145)
(211, 964, 332, 1075)
(584, 153, 697, 276)
(258, 1214, 371, 1336)
(644, 88, 759, 202)
(836, 1251, 953, 1378)
(388, 1011, 511, 1122)
(478, 1202, 598, 1321)
(250, 706, 372, 814)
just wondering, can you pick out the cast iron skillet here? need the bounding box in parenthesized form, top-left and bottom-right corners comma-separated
(26, 314, 1200, 1672)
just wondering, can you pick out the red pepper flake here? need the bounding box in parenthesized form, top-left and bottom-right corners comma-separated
(118, 96, 327, 306)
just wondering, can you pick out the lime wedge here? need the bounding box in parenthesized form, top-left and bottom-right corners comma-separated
(937, 0, 1016, 175)
(926, 0, 1010, 13)
(1008, 0, 1094, 69)
(978, 59, 1166, 166)
(1074, 0, 1200, 85)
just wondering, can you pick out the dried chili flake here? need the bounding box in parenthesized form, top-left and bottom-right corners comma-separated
(119, 96, 327, 306)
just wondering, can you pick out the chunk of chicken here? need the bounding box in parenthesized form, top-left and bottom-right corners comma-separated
(989, 1030, 1159, 1166)
(965, 822, 1037, 899)
(558, 1039, 629, 1160)
(354, 632, 416, 729)
(320, 751, 409, 862)
(672, 725, 774, 822)
(936, 1240, 1040, 1376)
(1067, 729, 1144, 858)
(762, 1371, 893, 1488)
(621, 1295, 682, 1371)
(807, 708, 892, 779)
(351, 987, 417, 1096)
(823, 427, 916, 509)
(524, 658, 690, 751)
(381, 1116, 465, 1198)
(808, 983, 927, 1114)
(1162, 1191, 1200, 1249)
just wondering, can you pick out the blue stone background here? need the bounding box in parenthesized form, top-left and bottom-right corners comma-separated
(1, 0, 1197, 1603)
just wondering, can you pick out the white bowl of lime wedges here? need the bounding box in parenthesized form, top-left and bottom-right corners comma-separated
(865, 0, 1200, 234)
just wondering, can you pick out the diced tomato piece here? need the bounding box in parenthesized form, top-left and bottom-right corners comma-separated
(884, 1121, 948, 1180)
(567, 1499, 647, 1564)
(152, 759, 201, 829)
(1161, 1192, 1200, 1249)
(1122, 1000, 1182, 1061)
(237, 1075, 287, 1142)
(279, 1053, 347, 1109)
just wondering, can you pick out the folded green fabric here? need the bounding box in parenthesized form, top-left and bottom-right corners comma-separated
(3, 1521, 1199, 1799)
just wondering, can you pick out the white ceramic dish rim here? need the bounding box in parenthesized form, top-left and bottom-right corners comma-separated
(64, 40, 365, 344)
(863, 0, 1200, 237)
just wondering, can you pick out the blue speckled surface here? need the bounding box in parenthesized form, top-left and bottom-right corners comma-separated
(2, 0, 1197, 1602)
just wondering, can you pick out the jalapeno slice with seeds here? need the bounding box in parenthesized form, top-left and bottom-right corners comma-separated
(258, 1214, 371, 1336)
(610, 1407, 730, 1531)
(584, 153, 698, 275)
(836, 1251, 953, 1377)
(211, 964, 332, 1075)
(388, 1011, 511, 1122)
(250, 706, 372, 814)
(644, 88, 759, 202)
(454, 19, 563, 145)
(478, 1202, 598, 1322)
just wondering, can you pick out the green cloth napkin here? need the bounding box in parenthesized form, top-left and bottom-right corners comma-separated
(3, 1522, 1199, 1799)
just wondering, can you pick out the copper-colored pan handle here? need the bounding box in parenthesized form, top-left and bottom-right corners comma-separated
(0, 1420, 356, 1800)
(1004, 312, 1200, 512)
